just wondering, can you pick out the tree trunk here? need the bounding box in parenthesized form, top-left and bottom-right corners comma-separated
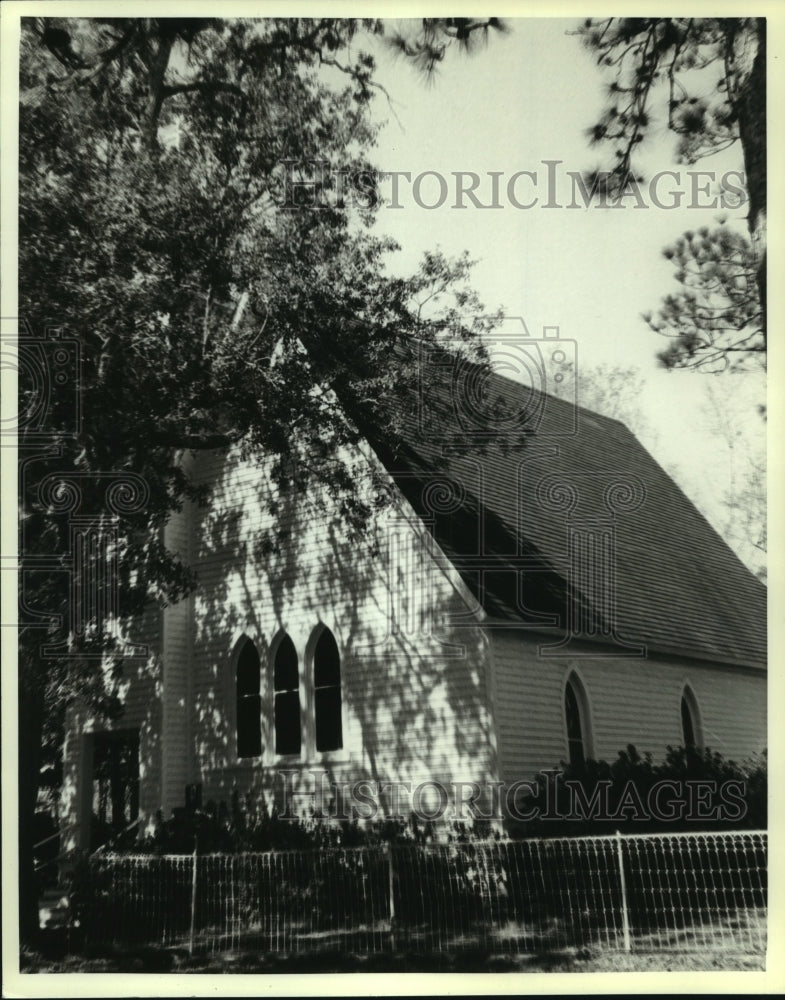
(735, 18, 766, 340)
(143, 30, 174, 150)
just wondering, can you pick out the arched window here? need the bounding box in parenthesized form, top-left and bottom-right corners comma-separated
(274, 634, 301, 756)
(313, 628, 343, 752)
(236, 638, 262, 758)
(681, 686, 702, 749)
(564, 673, 591, 769)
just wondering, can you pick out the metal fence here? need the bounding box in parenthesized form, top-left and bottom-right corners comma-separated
(73, 829, 767, 956)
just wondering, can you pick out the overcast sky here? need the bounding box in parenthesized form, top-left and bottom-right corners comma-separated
(355, 17, 765, 567)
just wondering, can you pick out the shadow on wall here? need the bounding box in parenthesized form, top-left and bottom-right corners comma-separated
(186, 444, 500, 821)
(58, 632, 163, 853)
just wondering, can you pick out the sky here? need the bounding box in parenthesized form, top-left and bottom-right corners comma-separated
(348, 18, 766, 571)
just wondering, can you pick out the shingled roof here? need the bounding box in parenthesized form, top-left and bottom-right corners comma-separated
(368, 349, 767, 669)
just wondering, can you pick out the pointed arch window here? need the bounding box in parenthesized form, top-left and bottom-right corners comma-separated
(274, 634, 301, 756)
(564, 673, 591, 769)
(313, 628, 343, 752)
(681, 686, 702, 749)
(236, 638, 262, 759)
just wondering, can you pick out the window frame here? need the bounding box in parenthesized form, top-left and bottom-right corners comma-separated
(563, 670, 594, 768)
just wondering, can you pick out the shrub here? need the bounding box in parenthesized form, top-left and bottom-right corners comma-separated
(130, 792, 450, 855)
(506, 744, 766, 839)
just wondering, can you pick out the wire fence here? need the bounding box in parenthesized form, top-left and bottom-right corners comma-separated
(72, 829, 766, 956)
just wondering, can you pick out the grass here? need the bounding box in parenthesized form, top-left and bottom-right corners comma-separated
(19, 937, 764, 974)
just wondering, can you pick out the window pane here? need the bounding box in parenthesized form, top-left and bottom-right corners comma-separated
(90, 731, 140, 849)
(274, 635, 298, 691)
(275, 690, 301, 755)
(315, 686, 343, 752)
(565, 682, 583, 743)
(682, 696, 696, 748)
(237, 694, 262, 758)
(314, 630, 340, 687)
(565, 681, 585, 768)
(237, 641, 260, 696)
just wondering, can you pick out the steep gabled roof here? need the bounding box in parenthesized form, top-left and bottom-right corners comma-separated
(367, 351, 766, 668)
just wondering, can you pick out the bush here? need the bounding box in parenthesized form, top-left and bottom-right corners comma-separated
(130, 792, 455, 855)
(506, 744, 766, 839)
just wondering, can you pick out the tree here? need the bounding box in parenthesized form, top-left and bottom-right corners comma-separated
(644, 220, 763, 372)
(577, 18, 766, 366)
(383, 16, 510, 75)
(701, 380, 766, 581)
(551, 360, 657, 448)
(17, 16, 504, 942)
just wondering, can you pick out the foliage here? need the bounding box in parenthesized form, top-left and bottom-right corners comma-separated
(140, 796, 417, 853)
(124, 791, 499, 854)
(551, 360, 655, 445)
(384, 17, 509, 77)
(722, 454, 766, 580)
(575, 17, 766, 368)
(19, 16, 501, 648)
(577, 20, 754, 175)
(699, 378, 767, 580)
(575, 18, 764, 204)
(508, 744, 766, 839)
(645, 221, 763, 372)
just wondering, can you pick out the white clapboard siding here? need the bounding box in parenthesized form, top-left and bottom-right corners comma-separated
(172, 441, 499, 816)
(160, 497, 193, 817)
(490, 630, 766, 784)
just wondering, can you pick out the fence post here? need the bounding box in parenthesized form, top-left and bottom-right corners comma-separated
(615, 830, 631, 953)
(387, 844, 396, 951)
(189, 835, 198, 956)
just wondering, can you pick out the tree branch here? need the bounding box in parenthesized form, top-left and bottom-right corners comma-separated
(161, 80, 246, 102)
